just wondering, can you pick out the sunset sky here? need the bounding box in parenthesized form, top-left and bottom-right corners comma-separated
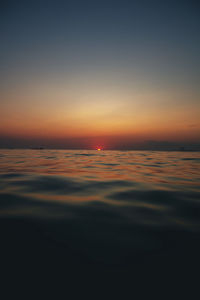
(1, 0, 200, 149)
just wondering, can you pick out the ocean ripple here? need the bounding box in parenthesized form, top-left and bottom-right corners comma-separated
(0, 149, 200, 274)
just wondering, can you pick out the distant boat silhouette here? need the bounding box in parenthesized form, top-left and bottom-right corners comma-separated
(30, 146, 45, 150)
(179, 147, 185, 151)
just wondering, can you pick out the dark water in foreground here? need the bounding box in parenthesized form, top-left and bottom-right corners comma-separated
(1, 150, 200, 289)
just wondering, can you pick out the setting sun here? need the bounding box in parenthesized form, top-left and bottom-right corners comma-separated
(97, 148, 101, 151)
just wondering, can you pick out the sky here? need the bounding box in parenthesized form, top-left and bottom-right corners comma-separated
(0, 0, 200, 149)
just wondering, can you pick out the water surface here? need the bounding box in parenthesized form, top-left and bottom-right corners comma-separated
(1, 150, 200, 279)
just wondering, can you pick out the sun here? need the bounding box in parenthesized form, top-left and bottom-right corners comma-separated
(97, 148, 101, 151)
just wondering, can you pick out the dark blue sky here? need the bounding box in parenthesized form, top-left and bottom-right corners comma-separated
(1, 0, 200, 82)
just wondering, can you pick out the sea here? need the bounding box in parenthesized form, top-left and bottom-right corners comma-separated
(0, 149, 200, 291)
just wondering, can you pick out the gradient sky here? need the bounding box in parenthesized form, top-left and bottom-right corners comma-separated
(1, 0, 200, 149)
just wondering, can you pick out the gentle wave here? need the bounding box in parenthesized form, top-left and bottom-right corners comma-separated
(0, 149, 200, 271)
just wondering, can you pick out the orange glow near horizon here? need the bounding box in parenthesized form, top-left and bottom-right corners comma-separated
(1, 76, 200, 148)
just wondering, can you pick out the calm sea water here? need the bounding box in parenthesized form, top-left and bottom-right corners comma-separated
(1, 149, 200, 282)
